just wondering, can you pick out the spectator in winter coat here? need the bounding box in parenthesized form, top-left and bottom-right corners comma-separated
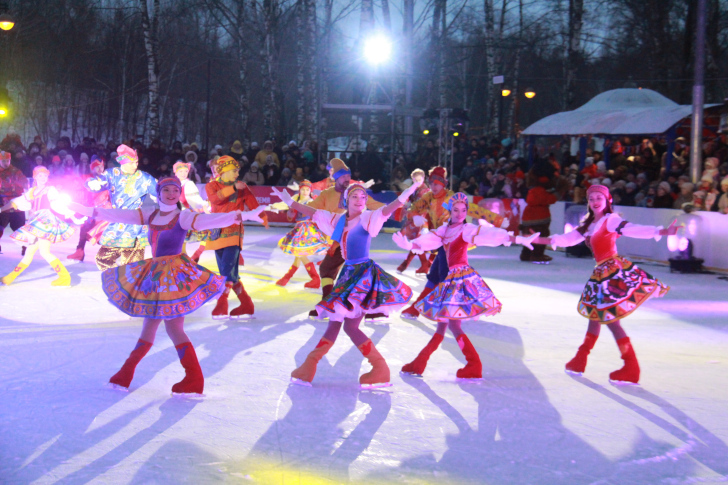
(653, 181, 674, 208)
(673, 182, 694, 210)
(255, 140, 280, 168)
(229, 140, 245, 161)
(242, 162, 265, 186)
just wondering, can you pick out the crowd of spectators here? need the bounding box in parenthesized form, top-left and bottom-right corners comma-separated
(409, 134, 728, 214)
(1, 131, 727, 214)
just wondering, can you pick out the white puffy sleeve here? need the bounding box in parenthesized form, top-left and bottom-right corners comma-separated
(550, 229, 586, 248)
(606, 213, 662, 240)
(93, 207, 155, 225)
(462, 223, 512, 247)
(11, 191, 32, 211)
(180, 211, 239, 231)
(184, 182, 210, 212)
(311, 210, 342, 238)
(360, 206, 392, 237)
(411, 225, 447, 252)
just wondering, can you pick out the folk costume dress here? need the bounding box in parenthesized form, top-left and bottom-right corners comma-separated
(97, 207, 242, 318)
(402, 180, 507, 319)
(312, 206, 412, 320)
(551, 212, 669, 323)
(86, 166, 157, 270)
(277, 193, 331, 258)
(409, 222, 512, 321)
(9, 185, 75, 245)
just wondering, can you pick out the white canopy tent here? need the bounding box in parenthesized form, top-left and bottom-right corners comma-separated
(522, 88, 718, 136)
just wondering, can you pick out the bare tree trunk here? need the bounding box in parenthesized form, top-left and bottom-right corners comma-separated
(360, 0, 378, 145)
(319, 0, 333, 146)
(139, 0, 161, 142)
(484, 0, 497, 134)
(508, 0, 523, 144)
(438, 0, 448, 109)
(261, 0, 282, 139)
(381, 0, 392, 32)
(237, 1, 250, 145)
(403, 0, 414, 153)
(426, 1, 442, 108)
(563, 0, 584, 110)
(305, 0, 318, 144)
(296, 0, 306, 142)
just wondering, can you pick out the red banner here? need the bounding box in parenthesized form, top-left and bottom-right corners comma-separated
(248, 185, 296, 224)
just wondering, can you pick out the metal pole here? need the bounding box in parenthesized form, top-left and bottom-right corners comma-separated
(690, 0, 707, 184)
(205, 58, 211, 156)
(403, 0, 414, 155)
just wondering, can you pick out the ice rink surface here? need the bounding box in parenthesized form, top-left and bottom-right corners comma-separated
(1, 225, 727, 484)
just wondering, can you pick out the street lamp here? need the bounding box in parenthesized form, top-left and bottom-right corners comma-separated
(501, 88, 512, 97)
(363, 34, 392, 66)
(524, 87, 536, 99)
(0, 14, 14, 31)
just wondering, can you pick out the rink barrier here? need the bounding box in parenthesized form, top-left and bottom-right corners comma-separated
(197, 185, 728, 270)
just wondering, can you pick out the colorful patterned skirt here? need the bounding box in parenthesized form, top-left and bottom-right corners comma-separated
(278, 220, 331, 257)
(185, 228, 211, 243)
(316, 259, 412, 320)
(101, 253, 226, 318)
(416, 265, 502, 321)
(577, 256, 669, 322)
(11, 209, 74, 245)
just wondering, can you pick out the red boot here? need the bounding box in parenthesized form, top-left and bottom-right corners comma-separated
(401, 333, 444, 376)
(358, 339, 391, 388)
(172, 342, 204, 394)
(212, 282, 233, 319)
(290, 337, 334, 385)
(230, 280, 254, 318)
(416, 254, 429, 272)
(309, 284, 333, 318)
(456, 334, 482, 379)
(109, 339, 152, 389)
(397, 252, 415, 273)
(67, 248, 85, 261)
(303, 262, 321, 289)
(609, 337, 640, 384)
(401, 286, 434, 320)
(276, 264, 299, 286)
(415, 255, 432, 275)
(238, 254, 245, 266)
(565, 332, 599, 375)
(190, 245, 205, 263)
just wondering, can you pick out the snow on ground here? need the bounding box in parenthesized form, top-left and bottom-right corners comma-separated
(1, 226, 727, 484)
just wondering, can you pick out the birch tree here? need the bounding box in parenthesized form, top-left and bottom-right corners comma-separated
(139, 0, 161, 142)
(563, 0, 584, 110)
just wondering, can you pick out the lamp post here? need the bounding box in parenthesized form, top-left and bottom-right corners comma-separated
(0, 12, 14, 121)
(501, 86, 536, 148)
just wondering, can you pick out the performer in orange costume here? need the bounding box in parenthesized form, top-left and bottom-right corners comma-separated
(205, 156, 268, 319)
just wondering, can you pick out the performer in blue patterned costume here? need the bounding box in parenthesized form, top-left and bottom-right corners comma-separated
(70, 177, 267, 394)
(85, 144, 157, 271)
(272, 180, 422, 389)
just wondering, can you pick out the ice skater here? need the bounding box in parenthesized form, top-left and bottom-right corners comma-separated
(400, 167, 508, 319)
(0, 166, 83, 287)
(173, 161, 211, 262)
(536, 184, 677, 384)
(393, 192, 538, 379)
(273, 179, 329, 288)
(69, 176, 266, 394)
(395, 169, 431, 274)
(205, 156, 267, 319)
(273, 180, 422, 388)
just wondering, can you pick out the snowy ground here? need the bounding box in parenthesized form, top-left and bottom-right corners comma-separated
(1, 226, 727, 485)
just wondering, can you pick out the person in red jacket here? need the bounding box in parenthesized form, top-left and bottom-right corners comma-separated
(520, 176, 558, 263)
(205, 156, 268, 319)
(0, 151, 27, 255)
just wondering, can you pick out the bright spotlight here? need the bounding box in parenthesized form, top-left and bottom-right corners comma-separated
(363, 34, 392, 65)
(0, 108, 6, 117)
(453, 132, 459, 137)
(423, 129, 429, 135)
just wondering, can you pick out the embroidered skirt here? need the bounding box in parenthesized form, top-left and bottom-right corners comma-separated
(316, 259, 412, 320)
(278, 220, 331, 257)
(11, 209, 74, 245)
(102, 253, 225, 318)
(416, 264, 502, 321)
(577, 256, 669, 322)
